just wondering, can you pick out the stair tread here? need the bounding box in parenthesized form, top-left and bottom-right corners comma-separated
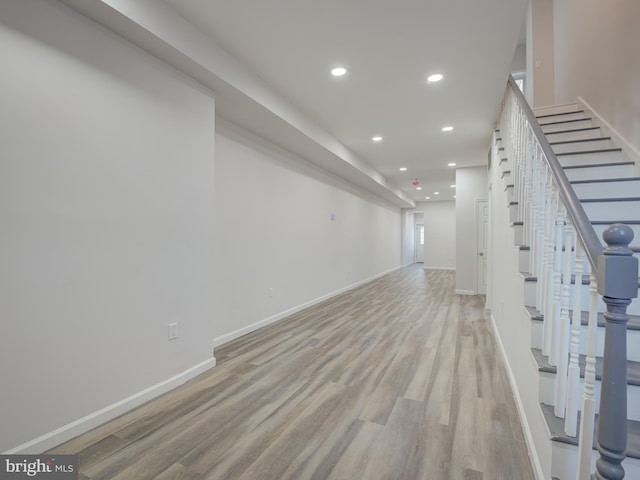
(536, 109, 585, 119)
(545, 126, 600, 136)
(556, 147, 622, 156)
(526, 305, 640, 331)
(524, 274, 594, 285)
(592, 219, 640, 224)
(581, 197, 640, 203)
(572, 177, 640, 184)
(524, 274, 640, 289)
(531, 348, 640, 386)
(550, 136, 611, 146)
(540, 117, 593, 127)
(540, 403, 640, 460)
(563, 161, 634, 169)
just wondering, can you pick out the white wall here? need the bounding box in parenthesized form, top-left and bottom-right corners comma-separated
(553, 0, 640, 152)
(455, 167, 488, 294)
(527, 0, 556, 107)
(415, 201, 456, 270)
(214, 121, 402, 345)
(0, 0, 216, 452)
(510, 43, 527, 73)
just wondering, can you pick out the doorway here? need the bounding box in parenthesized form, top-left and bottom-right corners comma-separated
(415, 223, 425, 263)
(476, 200, 488, 294)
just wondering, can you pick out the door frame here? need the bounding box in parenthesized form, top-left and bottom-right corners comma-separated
(475, 198, 488, 294)
(414, 223, 425, 263)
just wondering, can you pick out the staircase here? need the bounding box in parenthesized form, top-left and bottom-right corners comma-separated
(490, 78, 640, 480)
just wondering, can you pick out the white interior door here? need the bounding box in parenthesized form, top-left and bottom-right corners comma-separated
(415, 224, 425, 263)
(476, 200, 488, 294)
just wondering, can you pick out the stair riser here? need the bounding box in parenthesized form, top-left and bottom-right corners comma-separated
(518, 243, 637, 273)
(581, 200, 640, 219)
(551, 139, 613, 154)
(531, 320, 640, 362)
(523, 281, 640, 316)
(513, 223, 524, 245)
(519, 249, 530, 273)
(509, 203, 519, 223)
(563, 163, 636, 182)
(558, 150, 622, 167)
(533, 104, 580, 116)
(539, 373, 640, 422)
(542, 119, 594, 133)
(505, 186, 515, 204)
(572, 180, 640, 199)
(538, 112, 587, 123)
(545, 128, 602, 142)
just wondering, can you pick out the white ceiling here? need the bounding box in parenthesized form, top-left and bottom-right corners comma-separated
(161, 0, 528, 204)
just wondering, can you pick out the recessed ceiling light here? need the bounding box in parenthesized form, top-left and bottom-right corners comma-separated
(427, 73, 444, 83)
(453, 195, 456, 198)
(399, 167, 407, 171)
(448, 162, 456, 167)
(442, 126, 454, 132)
(331, 67, 347, 76)
(450, 184, 456, 188)
(372, 136, 383, 142)
(434, 191, 440, 195)
(425, 196, 431, 200)
(416, 187, 422, 190)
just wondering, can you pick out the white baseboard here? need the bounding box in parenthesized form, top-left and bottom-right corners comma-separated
(4, 356, 216, 454)
(425, 266, 456, 271)
(455, 289, 475, 295)
(214, 266, 403, 347)
(489, 313, 545, 480)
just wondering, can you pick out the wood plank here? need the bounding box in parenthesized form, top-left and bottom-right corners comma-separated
(47, 266, 534, 480)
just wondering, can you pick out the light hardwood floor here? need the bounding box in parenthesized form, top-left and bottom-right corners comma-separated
(50, 266, 535, 479)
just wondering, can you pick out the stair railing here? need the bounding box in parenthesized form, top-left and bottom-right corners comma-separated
(498, 76, 638, 480)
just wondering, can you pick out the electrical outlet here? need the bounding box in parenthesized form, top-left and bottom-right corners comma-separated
(268, 288, 274, 298)
(168, 322, 178, 340)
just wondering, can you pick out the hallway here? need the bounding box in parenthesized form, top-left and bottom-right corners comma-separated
(50, 266, 534, 479)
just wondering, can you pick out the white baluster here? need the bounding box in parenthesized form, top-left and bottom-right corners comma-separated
(529, 144, 539, 277)
(577, 271, 598, 480)
(542, 181, 556, 357)
(525, 128, 535, 255)
(565, 237, 584, 435)
(535, 155, 546, 309)
(549, 208, 566, 367)
(518, 109, 526, 227)
(555, 219, 574, 417)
